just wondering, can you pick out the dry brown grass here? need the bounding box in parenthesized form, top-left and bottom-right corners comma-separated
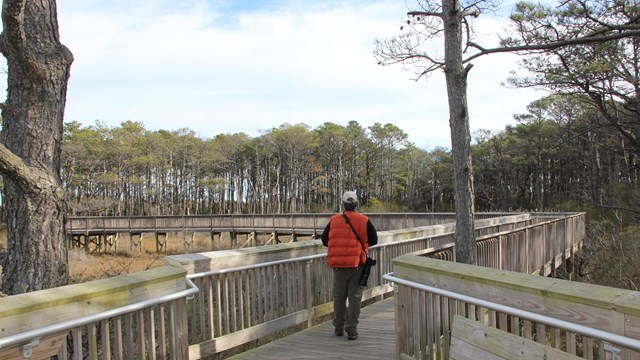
(67, 249, 166, 284)
(0, 228, 237, 285)
(66, 231, 234, 284)
(0, 225, 302, 285)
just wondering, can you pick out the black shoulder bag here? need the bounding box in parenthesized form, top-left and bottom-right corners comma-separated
(342, 212, 376, 286)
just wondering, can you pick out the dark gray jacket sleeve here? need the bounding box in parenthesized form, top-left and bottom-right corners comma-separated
(367, 220, 378, 247)
(321, 223, 330, 247)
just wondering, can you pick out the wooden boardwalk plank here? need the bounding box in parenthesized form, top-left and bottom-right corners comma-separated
(228, 298, 396, 360)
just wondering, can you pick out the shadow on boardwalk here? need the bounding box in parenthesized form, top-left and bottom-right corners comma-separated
(229, 298, 396, 360)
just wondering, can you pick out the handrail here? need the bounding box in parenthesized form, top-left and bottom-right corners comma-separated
(0, 277, 199, 350)
(185, 213, 541, 278)
(383, 273, 640, 352)
(187, 253, 328, 279)
(185, 231, 463, 279)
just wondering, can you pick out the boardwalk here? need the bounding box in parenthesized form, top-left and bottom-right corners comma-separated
(229, 298, 396, 360)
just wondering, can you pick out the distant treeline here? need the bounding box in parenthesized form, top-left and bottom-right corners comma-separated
(61, 94, 638, 216)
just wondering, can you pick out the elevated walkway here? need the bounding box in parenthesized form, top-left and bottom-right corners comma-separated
(0, 212, 592, 359)
(228, 298, 396, 360)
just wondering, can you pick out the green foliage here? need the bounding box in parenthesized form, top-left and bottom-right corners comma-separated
(360, 197, 407, 213)
(61, 119, 436, 215)
(577, 220, 640, 291)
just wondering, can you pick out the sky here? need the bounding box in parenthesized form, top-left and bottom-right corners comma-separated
(12, 0, 544, 149)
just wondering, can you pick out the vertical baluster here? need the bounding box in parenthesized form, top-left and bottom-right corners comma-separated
(286, 263, 293, 315)
(567, 331, 577, 355)
(158, 305, 167, 360)
(492, 307, 500, 326)
(125, 313, 135, 359)
(100, 319, 111, 360)
(258, 267, 265, 324)
(536, 323, 546, 344)
(197, 277, 206, 342)
(442, 296, 451, 360)
(223, 273, 230, 335)
(205, 276, 213, 338)
(136, 310, 146, 358)
(250, 267, 257, 326)
(168, 301, 177, 357)
(269, 265, 276, 320)
(72, 328, 82, 360)
(87, 324, 97, 360)
(215, 274, 223, 337)
(268, 265, 275, 320)
(239, 270, 246, 330)
(434, 294, 443, 359)
(423, 291, 431, 360)
(552, 327, 561, 349)
(585, 337, 594, 360)
(522, 319, 532, 340)
(305, 260, 313, 328)
(230, 272, 237, 333)
(411, 288, 421, 359)
(147, 307, 157, 360)
(510, 315, 520, 335)
(114, 316, 124, 360)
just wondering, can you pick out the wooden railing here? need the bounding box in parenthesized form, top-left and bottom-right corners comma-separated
(65, 212, 514, 235)
(164, 213, 582, 358)
(0, 212, 584, 359)
(386, 253, 640, 359)
(0, 267, 197, 360)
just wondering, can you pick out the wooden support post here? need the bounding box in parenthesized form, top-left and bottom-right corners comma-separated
(84, 234, 89, 253)
(210, 231, 217, 251)
(97, 234, 103, 253)
(230, 231, 237, 249)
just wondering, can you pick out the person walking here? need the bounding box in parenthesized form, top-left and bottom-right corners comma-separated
(321, 191, 378, 340)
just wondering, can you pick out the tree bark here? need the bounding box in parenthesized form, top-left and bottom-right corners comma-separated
(443, 0, 477, 264)
(0, 0, 73, 294)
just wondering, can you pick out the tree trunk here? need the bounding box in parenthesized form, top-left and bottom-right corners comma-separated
(0, 0, 73, 294)
(443, 0, 477, 264)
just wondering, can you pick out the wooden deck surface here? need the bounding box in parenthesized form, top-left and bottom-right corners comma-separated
(228, 298, 397, 360)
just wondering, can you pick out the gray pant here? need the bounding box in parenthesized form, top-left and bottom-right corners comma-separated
(332, 265, 365, 334)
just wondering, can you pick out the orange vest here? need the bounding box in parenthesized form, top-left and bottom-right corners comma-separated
(327, 211, 369, 268)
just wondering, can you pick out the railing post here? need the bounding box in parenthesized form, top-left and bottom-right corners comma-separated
(525, 227, 529, 274)
(498, 234, 503, 270)
(304, 260, 314, 328)
(170, 298, 189, 360)
(392, 282, 400, 360)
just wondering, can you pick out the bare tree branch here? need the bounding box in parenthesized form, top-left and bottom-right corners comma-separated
(0, 143, 58, 197)
(408, 10, 441, 17)
(466, 30, 640, 63)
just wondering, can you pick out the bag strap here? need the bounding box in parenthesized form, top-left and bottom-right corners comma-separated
(342, 212, 366, 256)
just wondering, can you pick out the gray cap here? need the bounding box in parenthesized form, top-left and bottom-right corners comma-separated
(342, 191, 358, 204)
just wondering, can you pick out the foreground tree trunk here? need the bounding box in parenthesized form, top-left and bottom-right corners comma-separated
(443, 0, 477, 264)
(0, 0, 73, 294)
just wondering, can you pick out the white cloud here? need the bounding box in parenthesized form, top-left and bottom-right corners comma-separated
(5, 0, 544, 150)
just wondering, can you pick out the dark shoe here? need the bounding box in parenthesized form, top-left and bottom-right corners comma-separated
(334, 328, 344, 337)
(347, 332, 358, 340)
